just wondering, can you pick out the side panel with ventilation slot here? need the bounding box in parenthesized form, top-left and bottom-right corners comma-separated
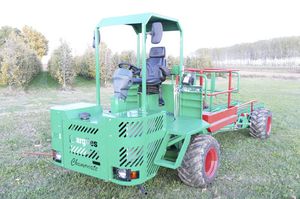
(111, 112, 166, 181)
(146, 138, 163, 176)
(63, 120, 103, 177)
(119, 146, 144, 168)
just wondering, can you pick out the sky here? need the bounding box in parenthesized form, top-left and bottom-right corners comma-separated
(1, 0, 300, 63)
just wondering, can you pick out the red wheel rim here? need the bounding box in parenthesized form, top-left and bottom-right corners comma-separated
(205, 147, 218, 178)
(266, 116, 272, 135)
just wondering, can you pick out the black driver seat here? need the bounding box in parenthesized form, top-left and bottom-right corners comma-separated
(134, 47, 170, 105)
(146, 47, 168, 85)
(134, 47, 169, 86)
(112, 47, 169, 100)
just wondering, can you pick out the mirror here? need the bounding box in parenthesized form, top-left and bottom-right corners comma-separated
(92, 30, 100, 48)
(151, 22, 163, 44)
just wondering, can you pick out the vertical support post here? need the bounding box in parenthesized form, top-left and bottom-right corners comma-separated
(179, 30, 184, 83)
(199, 71, 203, 117)
(136, 33, 140, 67)
(201, 74, 208, 108)
(141, 24, 147, 112)
(210, 72, 216, 111)
(236, 71, 240, 92)
(199, 70, 203, 86)
(228, 71, 232, 108)
(94, 28, 101, 106)
(175, 76, 179, 85)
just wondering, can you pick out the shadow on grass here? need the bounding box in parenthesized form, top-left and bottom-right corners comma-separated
(215, 128, 251, 143)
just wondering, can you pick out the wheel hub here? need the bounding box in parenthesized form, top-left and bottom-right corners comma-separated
(205, 147, 218, 178)
(266, 116, 272, 135)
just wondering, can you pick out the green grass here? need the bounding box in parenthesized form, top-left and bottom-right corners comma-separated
(27, 72, 60, 90)
(0, 74, 300, 199)
(73, 75, 96, 87)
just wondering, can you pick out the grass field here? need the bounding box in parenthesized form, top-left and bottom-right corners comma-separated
(0, 72, 300, 199)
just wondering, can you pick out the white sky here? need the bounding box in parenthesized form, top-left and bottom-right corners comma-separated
(1, 0, 300, 63)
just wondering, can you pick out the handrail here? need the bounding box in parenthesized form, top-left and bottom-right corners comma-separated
(232, 71, 240, 92)
(238, 100, 257, 112)
(186, 68, 239, 73)
(195, 74, 207, 104)
(206, 89, 237, 96)
(184, 67, 240, 111)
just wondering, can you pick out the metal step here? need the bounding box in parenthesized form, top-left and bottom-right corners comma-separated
(154, 133, 191, 169)
(154, 159, 177, 169)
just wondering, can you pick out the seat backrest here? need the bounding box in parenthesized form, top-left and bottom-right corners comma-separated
(146, 47, 167, 85)
(148, 47, 166, 65)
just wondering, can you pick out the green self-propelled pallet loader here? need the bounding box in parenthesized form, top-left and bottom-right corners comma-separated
(51, 13, 272, 190)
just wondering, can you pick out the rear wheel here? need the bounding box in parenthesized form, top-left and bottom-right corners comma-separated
(249, 108, 272, 139)
(177, 135, 220, 187)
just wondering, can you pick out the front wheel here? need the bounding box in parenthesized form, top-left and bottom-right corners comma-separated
(177, 135, 220, 187)
(249, 108, 272, 139)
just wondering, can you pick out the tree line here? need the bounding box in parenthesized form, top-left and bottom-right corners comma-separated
(73, 44, 136, 87)
(195, 36, 300, 67)
(0, 25, 213, 89)
(4, 24, 298, 89)
(0, 24, 140, 89)
(49, 41, 138, 89)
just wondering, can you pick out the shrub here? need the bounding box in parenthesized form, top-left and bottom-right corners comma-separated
(0, 26, 22, 48)
(75, 47, 95, 79)
(48, 41, 75, 88)
(22, 25, 48, 59)
(75, 43, 116, 86)
(0, 34, 41, 87)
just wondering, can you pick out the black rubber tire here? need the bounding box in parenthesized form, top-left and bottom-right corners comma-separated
(249, 108, 272, 139)
(177, 135, 220, 187)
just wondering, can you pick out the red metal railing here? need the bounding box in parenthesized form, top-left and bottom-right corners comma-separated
(238, 100, 257, 112)
(184, 68, 239, 109)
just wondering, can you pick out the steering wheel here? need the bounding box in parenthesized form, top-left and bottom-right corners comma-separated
(118, 62, 141, 75)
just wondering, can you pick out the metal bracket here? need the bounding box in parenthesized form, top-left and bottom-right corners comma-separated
(137, 184, 148, 195)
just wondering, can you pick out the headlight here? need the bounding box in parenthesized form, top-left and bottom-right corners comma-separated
(117, 169, 128, 179)
(113, 167, 139, 181)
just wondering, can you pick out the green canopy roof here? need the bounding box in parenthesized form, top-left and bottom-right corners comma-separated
(96, 13, 182, 33)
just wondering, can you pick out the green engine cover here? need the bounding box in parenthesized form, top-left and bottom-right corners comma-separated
(51, 102, 167, 186)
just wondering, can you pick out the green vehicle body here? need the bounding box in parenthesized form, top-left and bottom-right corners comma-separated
(51, 13, 266, 186)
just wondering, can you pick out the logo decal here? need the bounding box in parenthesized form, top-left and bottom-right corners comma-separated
(71, 158, 98, 171)
(74, 137, 98, 148)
